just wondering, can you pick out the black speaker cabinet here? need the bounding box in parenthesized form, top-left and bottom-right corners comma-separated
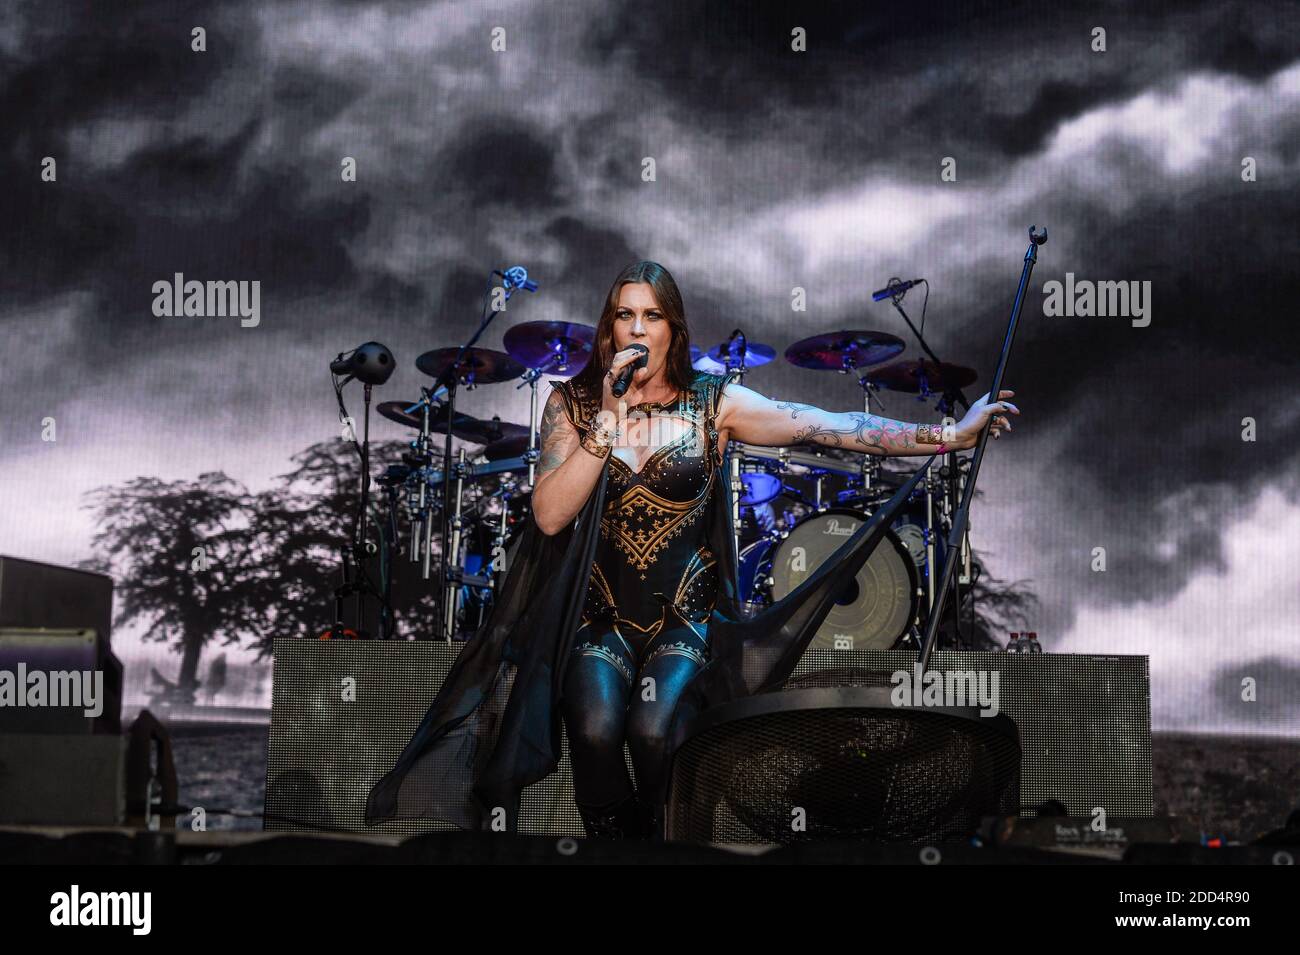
(266, 639, 1151, 840)
(0, 556, 122, 733)
(0, 734, 126, 825)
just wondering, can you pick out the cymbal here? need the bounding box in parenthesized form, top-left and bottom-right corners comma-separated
(444, 414, 528, 446)
(415, 346, 526, 385)
(377, 401, 528, 446)
(704, 339, 777, 369)
(502, 321, 595, 375)
(377, 399, 436, 431)
(866, 359, 977, 394)
(482, 433, 534, 461)
(783, 330, 906, 371)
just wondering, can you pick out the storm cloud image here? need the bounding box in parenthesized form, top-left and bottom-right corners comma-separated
(3, 0, 1299, 775)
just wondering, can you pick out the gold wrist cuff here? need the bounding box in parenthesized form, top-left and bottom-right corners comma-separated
(916, 423, 944, 445)
(580, 430, 613, 457)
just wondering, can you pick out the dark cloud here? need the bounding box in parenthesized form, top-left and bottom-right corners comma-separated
(1, 0, 1299, 725)
(1211, 657, 1300, 724)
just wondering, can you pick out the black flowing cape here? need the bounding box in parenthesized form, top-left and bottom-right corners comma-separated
(365, 372, 934, 831)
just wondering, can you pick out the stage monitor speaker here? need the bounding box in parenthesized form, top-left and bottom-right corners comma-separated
(0, 555, 122, 733)
(266, 638, 627, 837)
(266, 640, 1150, 842)
(789, 650, 1153, 821)
(664, 686, 1022, 845)
(0, 734, 126, 826)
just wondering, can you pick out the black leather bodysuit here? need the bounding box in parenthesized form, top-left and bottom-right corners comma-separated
(552, 372, 726, 812)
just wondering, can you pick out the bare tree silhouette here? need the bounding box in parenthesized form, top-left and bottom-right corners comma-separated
(80, 472, 260, 703)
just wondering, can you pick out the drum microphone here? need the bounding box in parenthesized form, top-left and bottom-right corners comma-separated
(330, 341, 396, 385)
(493, 266, 539, 292)
(611, 343, 649, 397)
(871, 278, 924, 302)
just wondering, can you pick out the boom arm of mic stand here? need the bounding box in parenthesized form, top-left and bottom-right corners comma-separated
(917, 226, 1046, 670)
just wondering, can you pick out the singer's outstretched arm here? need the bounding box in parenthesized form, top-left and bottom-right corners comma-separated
(716, 382, 1019, 456)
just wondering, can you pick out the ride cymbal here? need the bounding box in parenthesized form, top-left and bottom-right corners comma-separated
(784, 330, 906, 371)
(867, 359, 977, 394)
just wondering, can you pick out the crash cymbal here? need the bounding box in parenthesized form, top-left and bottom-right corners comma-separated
(502, 321, 595, 375)
(690, 345, 726, 373)
(784, 330, 906, 372)
(415, 346, 526, 385)
(867, 359, 977, 394)
(705, 339, 777, 369)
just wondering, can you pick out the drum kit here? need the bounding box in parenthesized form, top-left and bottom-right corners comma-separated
(370, 320, 982, 651)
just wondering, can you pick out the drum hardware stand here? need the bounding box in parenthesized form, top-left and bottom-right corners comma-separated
(515, 346, 570, 489)
(442, 447, 470, 640)
(855, 374, 890, 499)
(924, 457, 939, 615)
(400, 390, 442, 584)
(428, 271, 534, 642)
(518, 367, 547, 487)
(918, 226, 1046, 668)
(720, 328, 751, 562)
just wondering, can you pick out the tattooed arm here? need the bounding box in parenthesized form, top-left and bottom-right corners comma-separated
(531, 388, 609, 534)
(717, 382, 1019, 456)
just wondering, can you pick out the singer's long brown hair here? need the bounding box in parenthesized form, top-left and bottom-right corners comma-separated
(570, 261, 697, 396)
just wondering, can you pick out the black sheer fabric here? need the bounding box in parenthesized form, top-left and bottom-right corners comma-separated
(365, 370, 934, 830)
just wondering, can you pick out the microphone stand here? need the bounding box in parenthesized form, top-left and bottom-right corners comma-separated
(917, 226, 1047, 669)
(328, 374, 396, 640)
(879, 275, 975, 647)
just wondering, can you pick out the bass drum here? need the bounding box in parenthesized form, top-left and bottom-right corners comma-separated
(744, 508, 918, 651)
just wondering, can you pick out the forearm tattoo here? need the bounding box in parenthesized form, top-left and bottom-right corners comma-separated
(791, 411, 917, 455)
(537, 395, 574, 475)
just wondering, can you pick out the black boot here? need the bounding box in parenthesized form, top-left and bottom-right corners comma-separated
(576, 792, 641, 839)
(634, 796, 664, 842)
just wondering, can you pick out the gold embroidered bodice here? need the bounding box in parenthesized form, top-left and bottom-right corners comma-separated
(554, 371, 731, 639)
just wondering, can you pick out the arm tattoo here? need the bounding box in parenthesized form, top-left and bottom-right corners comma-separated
(774, 400, 817, 419)
(792, 412, 916, 455)
(536, 394, 574, 475)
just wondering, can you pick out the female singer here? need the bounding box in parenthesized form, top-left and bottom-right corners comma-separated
(530, 260, 1019, 838)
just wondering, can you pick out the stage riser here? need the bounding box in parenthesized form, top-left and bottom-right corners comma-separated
(266, 640, 1151, 837)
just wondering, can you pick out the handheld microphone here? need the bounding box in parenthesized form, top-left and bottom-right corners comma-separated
(871, 278, 924, 302)
(610, 343, 649, 398)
